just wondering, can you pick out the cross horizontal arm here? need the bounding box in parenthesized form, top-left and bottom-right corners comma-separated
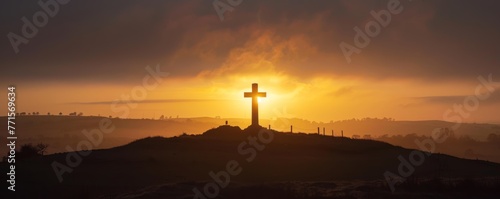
(244, 92, 267, 98)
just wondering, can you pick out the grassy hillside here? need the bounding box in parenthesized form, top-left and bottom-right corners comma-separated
(2, 116, 499, 164)
(2, 125, 500, 198)
(1, 116, 499, 153)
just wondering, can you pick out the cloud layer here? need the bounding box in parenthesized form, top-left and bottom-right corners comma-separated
(1, 0, 499, 84)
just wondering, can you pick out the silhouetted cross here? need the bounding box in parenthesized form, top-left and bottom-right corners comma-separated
(244, 83, 266, 127)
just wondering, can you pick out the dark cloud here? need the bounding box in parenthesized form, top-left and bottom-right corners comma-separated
(69, 98, 228, 105)
(1, 0, 499, 84)
(329, 86, 354, 97)
(416, 90, 500, 105)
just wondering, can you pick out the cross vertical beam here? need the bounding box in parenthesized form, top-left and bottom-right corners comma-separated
(244, 83, 266, 127)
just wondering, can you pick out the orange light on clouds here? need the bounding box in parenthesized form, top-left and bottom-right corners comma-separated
(2, 71, 497, 124)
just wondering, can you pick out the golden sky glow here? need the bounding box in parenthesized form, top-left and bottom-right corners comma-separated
(5, 73, 499, 124)
(1, 0, 499, 123)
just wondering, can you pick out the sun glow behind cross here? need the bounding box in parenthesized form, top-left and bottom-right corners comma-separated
(237, 81, 278, 120)
(139, 74, 403, 121)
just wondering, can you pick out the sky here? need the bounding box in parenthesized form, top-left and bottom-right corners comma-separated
(1, 0, 499, 123)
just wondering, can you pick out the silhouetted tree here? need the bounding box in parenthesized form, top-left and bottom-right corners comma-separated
(59, 112, 63, 116)
(159, 115, 165, 120)
(77, 112, 83, 116)
(13, 143, 49, 160)
(36, 143, 49, 155)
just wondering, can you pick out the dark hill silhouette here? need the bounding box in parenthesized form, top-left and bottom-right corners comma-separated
(2, 126, 500, 198)
(3, 116, 500, 164)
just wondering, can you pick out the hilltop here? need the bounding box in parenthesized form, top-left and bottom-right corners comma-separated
(2, 116, 499, 163)
(2, 125, 500, 198)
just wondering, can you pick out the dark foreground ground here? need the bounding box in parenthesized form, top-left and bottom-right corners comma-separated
(97, 178, 500, 199)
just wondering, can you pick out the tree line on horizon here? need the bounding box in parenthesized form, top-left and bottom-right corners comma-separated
(16, 112, 83, 116)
